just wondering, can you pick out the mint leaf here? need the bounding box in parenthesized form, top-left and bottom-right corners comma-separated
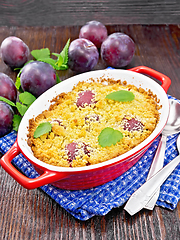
(30, 40, 70, 70)
(15, 77, 21, 90)
(0, 96, 16, 107)
(19, 92, 36, 106)
(55, 55, 63, 67)
(16, 102, 28, 116)
(60, 38, 70, 64)
(13, 114, 22, 131)
(98, 127, 123, 147)
(37, 57, 65, 71)
(34, 122, 52, 138)
(52, 38, 70, 70)
(58, 64, 69, 70)
(31, 48, 50, 60)
(106, 90, 135, 102)
(37, 58, 57, 68)
(56, 73, 61, 83)
(52, 53, 60, 58)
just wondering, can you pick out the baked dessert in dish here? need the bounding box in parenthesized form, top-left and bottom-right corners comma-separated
(27, 77, 161, 168)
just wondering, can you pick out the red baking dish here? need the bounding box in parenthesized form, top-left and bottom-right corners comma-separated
(0, 66, 171, 190)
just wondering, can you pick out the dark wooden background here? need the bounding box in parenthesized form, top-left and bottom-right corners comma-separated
(0, 0, 180, 27)
(0, 1, 180, 240)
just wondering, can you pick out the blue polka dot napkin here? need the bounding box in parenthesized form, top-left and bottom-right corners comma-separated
(0, 95, 180, 221)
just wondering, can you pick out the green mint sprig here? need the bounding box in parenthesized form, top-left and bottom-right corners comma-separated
(52, 38, 70, 70)
(31, 38, 70, 71)
(33, 122, 52, 138)
(106, 90, 135, 102)
(31, 48, 50, 59)
(98, 127, 123, 147)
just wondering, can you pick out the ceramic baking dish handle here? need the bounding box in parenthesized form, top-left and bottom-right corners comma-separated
(129, 66, 171, 93)
(0, 139, 69, 189)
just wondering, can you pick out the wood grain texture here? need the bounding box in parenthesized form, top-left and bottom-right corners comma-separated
(0, 0, 180, 26)
(0, 25, 180, 240)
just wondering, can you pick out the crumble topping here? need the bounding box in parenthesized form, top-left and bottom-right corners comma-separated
(27, 78, 161, 167)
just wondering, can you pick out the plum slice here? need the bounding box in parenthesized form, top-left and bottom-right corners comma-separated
(76, 90, 96, 108)
(85, 114, 99, 124)
(65, 142, 91, 164)
(122, 115, 144, 132)
(50, 119, 66, 129)
(85, 114, 100, 131)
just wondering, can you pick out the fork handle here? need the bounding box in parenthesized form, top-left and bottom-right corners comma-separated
(124, 154, 180, 216)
